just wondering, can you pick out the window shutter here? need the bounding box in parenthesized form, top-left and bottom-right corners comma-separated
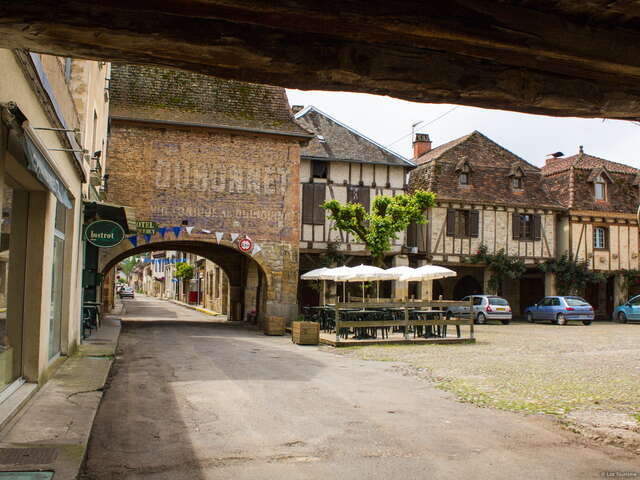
(446, 209, 456, 237)
(359, 187, 370, 212)
(533, 215, 542, 241)
(302, 184, 314, 224)
(470, 210, 480, 238)
(512, 213, 521, 239)
(406, 222, 418, 247)
(313, 184, 326, 224)
(347, 186, 356, 204)
(605, 227, 609, 249)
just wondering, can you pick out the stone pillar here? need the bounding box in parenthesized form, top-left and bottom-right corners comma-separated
(229, 286, 243, 322)
(613, 274, 626, 310)
(420, 280, 433, 300)
(392, 255, 409, 300)
(244, 261, 259, 320)
(482, 269, 494, 295)
(544, 272, 557, 296)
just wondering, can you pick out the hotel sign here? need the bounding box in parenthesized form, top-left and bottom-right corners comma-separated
(85, 220, 125, 248)
(136, 220, 158, 235)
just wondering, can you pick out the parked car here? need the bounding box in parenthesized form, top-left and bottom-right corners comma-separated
(613, 295, 640, 323)
(524, 296, 593, 325)
(119, 286, 135, 299)
(446, 295, 512, 324)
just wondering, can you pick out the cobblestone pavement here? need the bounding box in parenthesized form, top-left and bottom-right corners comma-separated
(336, 321, 640, 453)
(81, 299, 639, 479)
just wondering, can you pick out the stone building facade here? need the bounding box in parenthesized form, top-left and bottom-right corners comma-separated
(103, 64, 312, 322)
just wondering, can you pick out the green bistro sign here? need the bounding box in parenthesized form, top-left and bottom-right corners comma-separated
(136, 220, 158, 235)
(85, 220, 125, 248)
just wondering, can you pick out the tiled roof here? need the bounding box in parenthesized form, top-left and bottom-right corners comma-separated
(542, 152, 638, 176)
(294, 106, 413, 167)
(409, 131, 563, 209)
(109, 64, 310, 136)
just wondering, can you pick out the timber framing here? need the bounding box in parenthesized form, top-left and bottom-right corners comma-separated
(3, 1, 640, 118)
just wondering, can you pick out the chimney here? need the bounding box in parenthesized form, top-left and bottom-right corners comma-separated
(413, 133, 432, 162)
(291, 105, 304, 114)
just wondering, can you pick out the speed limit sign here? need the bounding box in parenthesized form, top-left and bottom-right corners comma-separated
(238, 236, 253, 252)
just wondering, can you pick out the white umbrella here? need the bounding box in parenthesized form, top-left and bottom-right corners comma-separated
(317, 266, 353, 302)
(383, 266, 416, 279)
(343, 265, 397, 301)
(301, 267, 332, 305)
(399, 265, 457, 282)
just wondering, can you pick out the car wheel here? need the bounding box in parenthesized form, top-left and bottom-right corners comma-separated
(556, 313, 567, 326)
(477, 313, 486, 325)
(582, 320, 592, 325)
(527, 313, 534, 323)
(501, 320, 510, 325)
(618, 312, 628, 324)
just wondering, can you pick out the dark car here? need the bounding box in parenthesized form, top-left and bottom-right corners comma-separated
(524, 296, 594, 325)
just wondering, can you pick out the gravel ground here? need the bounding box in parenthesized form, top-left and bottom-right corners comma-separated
(334, 321, 640, 452)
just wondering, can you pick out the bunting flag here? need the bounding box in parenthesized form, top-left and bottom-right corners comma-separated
(128, 235, 138, 247)
(230, 233, 239, 243)
(144, 257, 149, 263)
(183, 257, 187, 262)
(158, 227, 167, 239)
(215, 232, 224, 243)
(164, 258, 169, 264)
(170, 257, 175, 264)
(151, 259, 155, 264)
(144, 234, 152, 243)
(252, 244, 262, 256)
(200, 229, 211, 234)
(172, 226, 182, 238)
(185, 226, 194, 235)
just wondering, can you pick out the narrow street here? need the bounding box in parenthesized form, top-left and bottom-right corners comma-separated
(81, 297, 637, 480)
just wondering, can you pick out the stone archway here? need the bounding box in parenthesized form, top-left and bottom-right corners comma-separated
(453, 275, 483, 300)
(101, 237, 272, 322)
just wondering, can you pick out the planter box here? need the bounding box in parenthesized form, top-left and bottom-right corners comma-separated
(292, 321, 320, 345)
(264, 316, 285, 336)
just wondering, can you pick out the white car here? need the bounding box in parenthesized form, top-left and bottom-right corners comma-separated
(119, 286, 135, 299)
(446, 295, 512, 324)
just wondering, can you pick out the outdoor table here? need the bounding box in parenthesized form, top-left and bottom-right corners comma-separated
(341, 310, 381, 339)
(413, 309, 445, 338)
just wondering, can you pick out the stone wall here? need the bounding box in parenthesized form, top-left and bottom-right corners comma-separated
(106, 121, 302, 321)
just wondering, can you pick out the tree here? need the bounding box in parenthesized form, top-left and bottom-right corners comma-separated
(539, 254, 605, 295)
(118, 257, 139, 280)
(469, 244, 526, 295)
(175, 262, 194, 281)
(322, 190, 436, 266)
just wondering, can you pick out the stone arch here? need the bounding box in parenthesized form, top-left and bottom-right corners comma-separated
(100, 237, 272, 322)
(453, 275, 482, 300)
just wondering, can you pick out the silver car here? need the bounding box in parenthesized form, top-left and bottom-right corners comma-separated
(446, 295, 512, 324)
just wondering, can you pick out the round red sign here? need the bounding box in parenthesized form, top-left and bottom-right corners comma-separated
(238, 236, 253, 252)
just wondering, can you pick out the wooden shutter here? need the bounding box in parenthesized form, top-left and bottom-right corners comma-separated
(446, 209, 456, 237)
(533, 215, 542, 241)
(359, 187, 370, 212)
(302, 183, 314, 224)
(406, 222, 418, 247)
(312, 184, 326, 225)
(470, 210, 480, 238)
(512, 213, 521, 239)
(347, 186, 357, 204)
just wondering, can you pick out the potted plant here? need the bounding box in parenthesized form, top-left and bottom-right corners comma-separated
(292, 314, 320, 345)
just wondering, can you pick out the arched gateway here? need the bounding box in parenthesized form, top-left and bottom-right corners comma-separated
(101, 64, 313, 322)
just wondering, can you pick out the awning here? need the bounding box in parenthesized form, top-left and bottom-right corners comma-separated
(23, 135, 73, 209)
(84, 201, 133, 234)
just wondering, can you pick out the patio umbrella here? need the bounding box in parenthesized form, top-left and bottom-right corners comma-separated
(384, 266, 417, 300)
(343, 264, 397, 301)
(301, 267, 331, 305)
(398, 265, 457, 282)
(317, 266, 354, 302)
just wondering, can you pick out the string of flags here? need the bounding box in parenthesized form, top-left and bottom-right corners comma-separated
(126, 226, 263, 256)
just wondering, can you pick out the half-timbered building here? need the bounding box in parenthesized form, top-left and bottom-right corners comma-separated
(542, 148, 640, 318)
(293, 106, 416, 305)
(408, 131, 564, 314)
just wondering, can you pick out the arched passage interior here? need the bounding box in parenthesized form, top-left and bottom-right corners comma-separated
(102, 240, 269, 322)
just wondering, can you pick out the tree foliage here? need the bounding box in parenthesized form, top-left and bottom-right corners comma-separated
(322, 190, 436, 266)
(175, 262, 194, 280)
(118, 257, 139, 279)
(469, 244, 526, 294)
(539, 254, 605, 295)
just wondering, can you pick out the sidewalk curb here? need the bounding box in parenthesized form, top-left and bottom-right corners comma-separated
(167, 299, 224, 317)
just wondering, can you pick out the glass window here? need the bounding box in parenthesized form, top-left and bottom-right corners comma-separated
(551, 298, 561, 306)
(539, 298, 550, 306)
(565, 297, 589, 306)
(629, 296, 640, 306)
(459, 172, 469, 185)
(311, 160, 327, 179)
(594, 176, 606, 200)
(594, 227, 607, 249)
(489, 297, 508, 306)
(48, 201, 66, 360)
(512, 177, 522, 189)
(473, 297, 483, 306)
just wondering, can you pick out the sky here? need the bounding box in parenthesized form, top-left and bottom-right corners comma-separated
(286, 89, 640, 169)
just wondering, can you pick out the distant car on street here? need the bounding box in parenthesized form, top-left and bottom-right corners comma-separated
(119, 286, 135, 299)
(524, 296, 593, 325)
(446, 295, 512, 324)
(612, 295, 640, 323)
